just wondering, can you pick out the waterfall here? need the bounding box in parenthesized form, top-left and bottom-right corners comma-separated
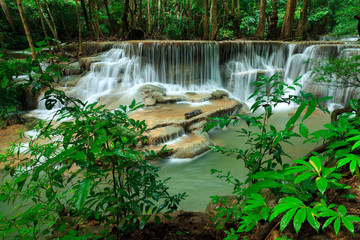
(37, 41, 360, 111)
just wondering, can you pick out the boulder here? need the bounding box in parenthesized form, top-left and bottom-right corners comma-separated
(210, 90, 229, 100)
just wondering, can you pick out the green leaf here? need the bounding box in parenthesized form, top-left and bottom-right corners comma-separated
(306, 209, 320, 232)
(340, 194, 355, 199)
(243, 180, 283, 196)
(337, 205, 347, 217)
(154, 215, 161, 224)
(299, 123, 309, 138)
(351, 140, 360, 151)
(1, 76, 9, 88)
(316, 177, 327, 194)
(280, 207, 297, 232)
(75, 178, 91, 209)
(334, 217, 341, 235)
(309, 156, 322, 175)
(139, 215, 151, 229)
(302, 100, 317, 122)
(294, 172, 315, 184)
(322, 216, 336, 230)
(342, 217, 355, 235)
(337, 154, 356, 168)
(293, 208, 306, 233)
(287, 101, 307, 128)
(349, 99, 359, 111)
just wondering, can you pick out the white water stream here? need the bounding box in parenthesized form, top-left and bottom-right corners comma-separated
(21, 40, 360, 210)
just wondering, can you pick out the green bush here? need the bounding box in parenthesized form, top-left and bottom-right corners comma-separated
(206, 73, 360, 238)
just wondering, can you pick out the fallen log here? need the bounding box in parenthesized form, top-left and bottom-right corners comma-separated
(185, 109, 202, 119)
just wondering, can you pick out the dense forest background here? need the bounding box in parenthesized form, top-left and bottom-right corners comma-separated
(0, 0, 359, 50)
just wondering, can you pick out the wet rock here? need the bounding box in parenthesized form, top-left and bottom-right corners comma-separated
(22, 86, 39, 110)
(138, 84, 166, 95)
(79, 57, 101, 71)
(146, 125, 184, 145)
(137, 84, 167, 106)
(171, 131, 214, 159)
(185, 109, 202, 119)
(210, 90, 229, 100)
(188, 120, 207, 132)
(63, 62, 82, 76)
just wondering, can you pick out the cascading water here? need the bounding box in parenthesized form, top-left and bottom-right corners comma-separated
(36, 40, 360, 112)
(29, 40, 360, 211)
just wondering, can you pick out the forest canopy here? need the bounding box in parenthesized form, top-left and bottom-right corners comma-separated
(0, 0, 359, 50)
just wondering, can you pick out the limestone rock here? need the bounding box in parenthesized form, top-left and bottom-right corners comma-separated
(63, 62, 82, 76)
(79, 57, 101, 71)
(210, 90, 229, 100)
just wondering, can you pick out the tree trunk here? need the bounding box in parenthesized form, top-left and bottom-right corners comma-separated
(16, 0, 37, 60)
(254, 0, 267, 39)
(91, 0, 104, 39)
(267, 0, 278, 40)
(204, 0, 209, 39)
(103, 0, 115, 34)
(120, 0, 130, 36)
(36, 0, 64, 56)
(233, 0, 241, 38)
(0, 0, 15, 31)
(34, 0, 50, 46)
(138, 0, 143, 29)
(210, 0, 218, 40)
(147, 0, 151, 33)
(280, 0, 297, 40)
(152, 0, 157, 32)
(0, 28, 5, 52)
(294, 0, 311, 40)
(75, 0, 83, 57)
(80, 0, 93, 39)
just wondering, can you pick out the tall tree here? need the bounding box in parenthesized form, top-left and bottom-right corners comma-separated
(204, 0, 209, 39)
(16, 0, 37, 60)
(267, 0, 279, 39)
(0, 0, 15, 31)
(90, 0, 104, 40)
(254, 0, 267, 39)
(210, 0, 218, 40)
(35, 0, 64, 56)
(280, 0, 297, 40)
(295, 0, 311, 40)
(147, 0, 151, 33)
(103, 0, 115, 34)
(121, 0, 130, 35)
(75, 0, 83, 56)
(80, 0, 93, 39)
(233, 0, 241, 38)
(34, 0, 51, 50)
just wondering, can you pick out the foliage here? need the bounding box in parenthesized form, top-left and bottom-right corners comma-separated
(0, 0, 356, 48)
(162, 11, 195, 40)
(205, 73, 360, 238)
(312, 54, 360, 88)
(0, 98, 185, 239)
(0, 39, 67, 127)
